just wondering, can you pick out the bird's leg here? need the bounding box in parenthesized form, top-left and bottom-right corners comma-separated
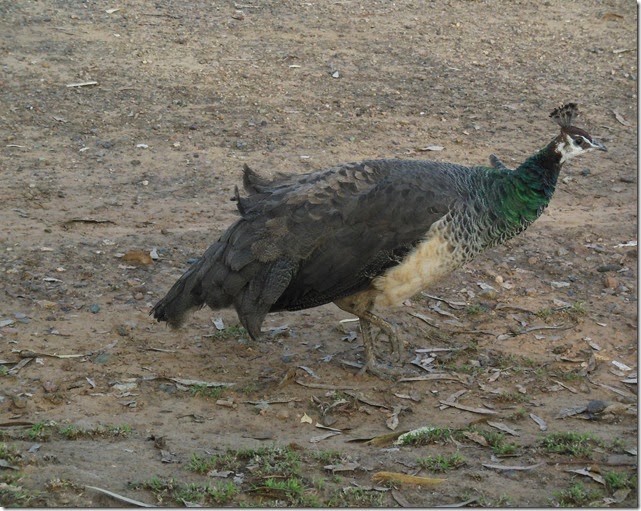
(334, 293, 405, 378)
(357, 317, 378, 376)
(360, 310, 402, 363)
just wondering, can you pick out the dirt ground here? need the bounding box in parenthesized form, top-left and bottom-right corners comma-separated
(0, 0, 637, 507)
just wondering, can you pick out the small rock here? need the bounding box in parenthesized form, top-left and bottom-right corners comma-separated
(597, 263, 622, 272)
(133, 292, 144, 300)
(527, 256, 539, 265)
(557, 247, 569, 256)
(525, 287, 537, 296)
(90, 304, 101, 314)
(478, 289, 498, 300)
(43, 381, 58, 393)
(93, 353, 110, 364)
(550, 281, 570, 288)
(603, 275, 618, 289)
(586, 400, 609, 414)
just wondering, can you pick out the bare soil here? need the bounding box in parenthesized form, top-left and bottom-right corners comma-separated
(0, 0, 637, 507)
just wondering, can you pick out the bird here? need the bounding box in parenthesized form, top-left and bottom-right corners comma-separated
(151, 103, 607, 377)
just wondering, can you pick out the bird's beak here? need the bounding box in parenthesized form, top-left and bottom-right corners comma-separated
(590, 139, 608, 152)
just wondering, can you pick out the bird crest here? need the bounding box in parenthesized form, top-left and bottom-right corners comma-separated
(550, 102, 578, 128)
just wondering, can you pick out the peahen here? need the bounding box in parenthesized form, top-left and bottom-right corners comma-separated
(152, 103, 607, 377)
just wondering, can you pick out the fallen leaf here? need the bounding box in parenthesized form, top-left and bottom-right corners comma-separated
(300, 413, 313, 424)
(309, 431, 341, 443)
(85, 485, 154, 507)
(529, 413, 548, 430)
(348, 430, 409, 446)
(122, 249, 153, 265)
(487, 421, 520, 436)
(612, 360, 632, 371)
(372, 471, 445, 486)
(392, 489, 412, 507)
(555, 405, 587, 419)
(483, 462, 543, 471)
(386, 405, 403, 431)
(612, 110, 630, 126)
(324, 461, 360, 472)
(438, 400, 498, 415)
(462, 430, 489, 446)
(169, 378, 234, 388)
(207, 470, 233, 478)
(566, 467, 605, 485)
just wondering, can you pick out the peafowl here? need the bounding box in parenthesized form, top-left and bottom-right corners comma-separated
(152, 103, 607, 377)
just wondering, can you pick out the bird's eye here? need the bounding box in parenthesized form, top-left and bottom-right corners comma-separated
(573, 136, 584, 146)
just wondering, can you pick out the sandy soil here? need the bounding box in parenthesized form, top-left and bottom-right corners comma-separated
(0, 0, 637, 507)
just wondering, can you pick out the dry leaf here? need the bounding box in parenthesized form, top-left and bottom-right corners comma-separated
(555, 406, 586, 419)
(612, 110, 631, 126)
(372, 471, 445, 486)
(122, 249, 153, 265)
(483, 462, 543, 471)
(324, 461, 360, 472)
(309, 431, 341, 443)
(566, 468, 605, 485)
(487, 421, 520, 436)
(347, 430, 409, 446)
(300, 413, 313, 424)
(392, 489, 412, 507)
(438, 400, 498, 415)
(529, 412, 548, 430)
(462, 430, 489, 446)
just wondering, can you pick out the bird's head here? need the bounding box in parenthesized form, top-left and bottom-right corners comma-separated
(550, 103, 607, 164)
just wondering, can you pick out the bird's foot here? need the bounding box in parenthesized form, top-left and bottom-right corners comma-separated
(357, 358, 408, 380)
(374, 324, 402, 363)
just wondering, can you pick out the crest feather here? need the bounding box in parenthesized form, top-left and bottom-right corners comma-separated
(550, 102, 579, 128)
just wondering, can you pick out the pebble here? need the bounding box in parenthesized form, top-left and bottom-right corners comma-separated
(90, 304, 101, 314)
(597, 263, 622, 272)
(603, 276, 618, 289)
(586, 400, 609, 414)
(527, 256, 539, 265)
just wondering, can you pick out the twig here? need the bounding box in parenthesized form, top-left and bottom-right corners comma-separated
(482, 462, 543, 471)
(85, 485, 154, 507)
(438, 400, 498, 415)
(420, 293, 466, 309)
(295, 379, 356, 390)
(408, 312, 441, 328)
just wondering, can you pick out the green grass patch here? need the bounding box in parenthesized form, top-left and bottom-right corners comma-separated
(541, 431, 600, 458)
(210, 325, 248, 340)
(552, 483, 602, 507)
(131, 477, 238, 506)
(190, 384, 225, 399)
(310, 450, 344, 464)
(417, 452, 465, 472)
(398, 427, 461, 446)
(472, 428, 519, 455)
(328, 486, 386, 507)
(251, 477, 319, 507)
(603, 470, 637, 493)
